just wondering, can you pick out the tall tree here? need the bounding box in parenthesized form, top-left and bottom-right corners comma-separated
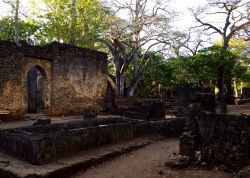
(190, 0, 250, 112)
(100, 0, 174, 96)
(42, 0, 106, 49)
(3, 0, 20, 45)
(160, 31, 207, 57)
(0, 17, 42, 44)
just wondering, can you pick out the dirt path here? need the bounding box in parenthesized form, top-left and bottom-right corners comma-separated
(71, 138, 233, 178)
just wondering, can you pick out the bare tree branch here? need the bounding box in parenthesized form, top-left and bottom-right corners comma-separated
(98, 0, 174, 96)
(190, 0, 249, 107)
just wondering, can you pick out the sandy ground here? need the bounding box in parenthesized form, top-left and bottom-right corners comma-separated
(72, 139, 233, 178)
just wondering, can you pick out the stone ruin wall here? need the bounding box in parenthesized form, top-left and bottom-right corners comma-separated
(0, 118, 185, 165)
(22, 57, 52, 114)
(0, 41, 107, 120)
(0, 53, 23, 119)
(50, 45, 107, 115)
(179, 93, 249, 171)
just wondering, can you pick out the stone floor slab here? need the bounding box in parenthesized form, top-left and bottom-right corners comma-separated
(0, 114, 123, 131)
(0, 136, 160, 178)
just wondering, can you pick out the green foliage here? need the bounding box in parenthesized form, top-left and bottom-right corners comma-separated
(0, 17, 42, 44)
(0, 0, 108, 49)
(136, 52, 176, 97)
(41, 0, 107, 49)
(137, 46, 250, 97)
(0, 17, 13, 41)
(172, 46, 249, 89)
(242, 68, 250, 87)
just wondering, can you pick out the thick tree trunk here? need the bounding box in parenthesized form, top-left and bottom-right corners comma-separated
(116, 71, 126, 97)
(126, 81, 139, 96)
(126, 73, 142, 96)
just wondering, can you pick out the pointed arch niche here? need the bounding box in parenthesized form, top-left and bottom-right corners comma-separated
(23, 57, 52, 114)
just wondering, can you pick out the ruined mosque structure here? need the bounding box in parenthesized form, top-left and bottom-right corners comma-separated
(0, 41, 108, 120)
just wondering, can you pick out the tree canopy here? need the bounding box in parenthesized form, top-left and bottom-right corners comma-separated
(0, 0, 249, 98)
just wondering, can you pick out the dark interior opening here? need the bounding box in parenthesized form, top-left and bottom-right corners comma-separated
(27, 66, 47, 113)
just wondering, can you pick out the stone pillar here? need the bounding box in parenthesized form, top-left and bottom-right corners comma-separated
(179, 92, 215, 157)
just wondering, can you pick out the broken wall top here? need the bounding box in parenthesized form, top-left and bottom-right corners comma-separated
(0, 41, 107, 61)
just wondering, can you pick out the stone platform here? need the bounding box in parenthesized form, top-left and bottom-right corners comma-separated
(0, 118, 184, 165)
(0, 136, 159, 178)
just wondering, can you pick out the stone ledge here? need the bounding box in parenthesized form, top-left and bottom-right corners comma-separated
(0, 118, 185, 165)
(0, 41, 107, 61)
(0, 136, 162, 178)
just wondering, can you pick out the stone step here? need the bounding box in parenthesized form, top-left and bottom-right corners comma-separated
(0, 137, 162, 178)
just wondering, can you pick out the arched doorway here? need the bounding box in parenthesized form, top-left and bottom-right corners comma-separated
(27, 66, 48, 113)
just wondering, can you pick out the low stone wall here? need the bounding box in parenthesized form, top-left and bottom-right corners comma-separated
(235, 98, 250, 105)
(179, 92, 249, 171)
(0, 118, 184, 165)
(123, 101, 165, 120)
(197, 112, 247, 170)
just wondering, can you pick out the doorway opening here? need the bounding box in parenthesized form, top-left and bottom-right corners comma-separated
(27, 66, 48, 113)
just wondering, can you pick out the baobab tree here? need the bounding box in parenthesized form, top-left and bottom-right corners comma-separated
(160, 30, 207, 57)
(190, 0, 250, 112)
(182, 31, 210, 56)
(99, 0, 174, 96)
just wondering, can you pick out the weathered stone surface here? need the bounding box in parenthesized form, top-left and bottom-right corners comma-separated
(176, 86, 211, 117)
(179, 92, 249, 172)
(198, 112, 248, 171)
(33, 118, 51, 126)
(179, 132, 199, 157)
(235, 98, 250, 105)
(83, 112, 97, 120)
(237, 166, 250, 178)
(165, 154, 191, 169)
(0, 41, 108, 120)
(189, 92, 215, 112)
(0, 118, 184, 165)
(215, 101, 227, 113)
(0, 137, 156, 178)
(124, 101, 165, 120)
(241, 87, 250, 99)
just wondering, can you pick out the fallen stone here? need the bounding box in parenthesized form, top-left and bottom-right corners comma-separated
(165, 154, 191, 169)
